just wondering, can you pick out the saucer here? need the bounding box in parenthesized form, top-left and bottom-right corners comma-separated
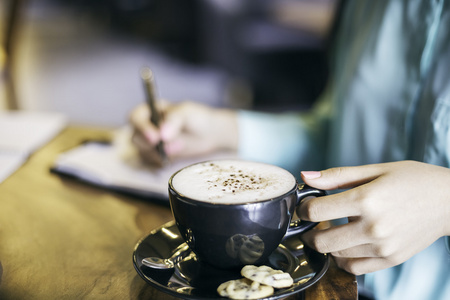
(133, 221, 329, 299)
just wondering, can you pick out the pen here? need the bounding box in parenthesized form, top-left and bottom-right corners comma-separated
(140, 66, 168, 164)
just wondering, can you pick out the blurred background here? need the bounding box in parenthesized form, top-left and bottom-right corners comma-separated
(0, 0, 337, 127)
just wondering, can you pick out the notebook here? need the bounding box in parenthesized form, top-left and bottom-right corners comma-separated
(0, 110, 67, 183)
(51, 126, 238, 201)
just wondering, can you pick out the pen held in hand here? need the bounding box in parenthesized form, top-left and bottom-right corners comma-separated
(140, 66, 168, 165)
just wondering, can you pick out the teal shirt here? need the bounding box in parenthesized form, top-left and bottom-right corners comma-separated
(238, 0, 450, 299)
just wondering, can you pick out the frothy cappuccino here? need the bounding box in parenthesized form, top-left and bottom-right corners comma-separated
(170, 160, 296, 204)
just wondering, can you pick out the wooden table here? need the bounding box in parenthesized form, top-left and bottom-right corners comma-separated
(0, 127, 357, 299)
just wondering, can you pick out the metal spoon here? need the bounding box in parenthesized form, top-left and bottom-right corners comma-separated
(142, 243, 191, 269)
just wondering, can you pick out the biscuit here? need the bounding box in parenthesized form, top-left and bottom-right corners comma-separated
(217, 265, 294, 299)
(225, 278, 274, 299)
(241, 265, 294, 289)
(217, 280, 233, 297)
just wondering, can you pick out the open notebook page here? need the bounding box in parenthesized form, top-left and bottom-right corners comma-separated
(52, 126, 239, 200)
(0, 111, 67, 183)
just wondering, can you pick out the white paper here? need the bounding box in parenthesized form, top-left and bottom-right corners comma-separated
(0, 110, 67, 183)
(0, 152, 26, 183)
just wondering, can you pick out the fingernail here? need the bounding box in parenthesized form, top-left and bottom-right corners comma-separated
(301, 171, 321, 179)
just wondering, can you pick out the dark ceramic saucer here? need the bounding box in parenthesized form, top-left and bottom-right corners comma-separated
(133, 221, 329, 299)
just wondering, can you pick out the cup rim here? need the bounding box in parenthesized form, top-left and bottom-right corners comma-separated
(168, 159, 298, 206)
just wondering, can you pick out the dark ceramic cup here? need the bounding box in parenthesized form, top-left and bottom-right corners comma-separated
(168, 160, 326, 269)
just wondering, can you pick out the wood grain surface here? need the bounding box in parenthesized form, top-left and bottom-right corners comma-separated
(0, 127, 357, 299)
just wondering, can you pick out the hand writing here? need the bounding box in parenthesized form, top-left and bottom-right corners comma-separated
(129, 101, 238, 166)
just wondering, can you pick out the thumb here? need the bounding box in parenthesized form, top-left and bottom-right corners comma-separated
(300, 164, 384, 190)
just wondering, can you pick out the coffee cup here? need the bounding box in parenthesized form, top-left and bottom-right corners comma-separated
(168, 159, 326, 269)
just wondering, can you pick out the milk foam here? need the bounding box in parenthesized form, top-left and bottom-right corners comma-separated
(171, 160, 296, 203)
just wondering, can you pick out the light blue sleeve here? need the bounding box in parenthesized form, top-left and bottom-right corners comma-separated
(363, 236, 450, 300)
(236, 96, 331, 176)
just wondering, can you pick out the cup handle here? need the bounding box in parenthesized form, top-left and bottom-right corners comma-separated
(283, 183, 327, 239)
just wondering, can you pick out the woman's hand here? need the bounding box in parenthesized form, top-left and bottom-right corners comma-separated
(129, 101, 238, 166)
(299, 161, 450, 275)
